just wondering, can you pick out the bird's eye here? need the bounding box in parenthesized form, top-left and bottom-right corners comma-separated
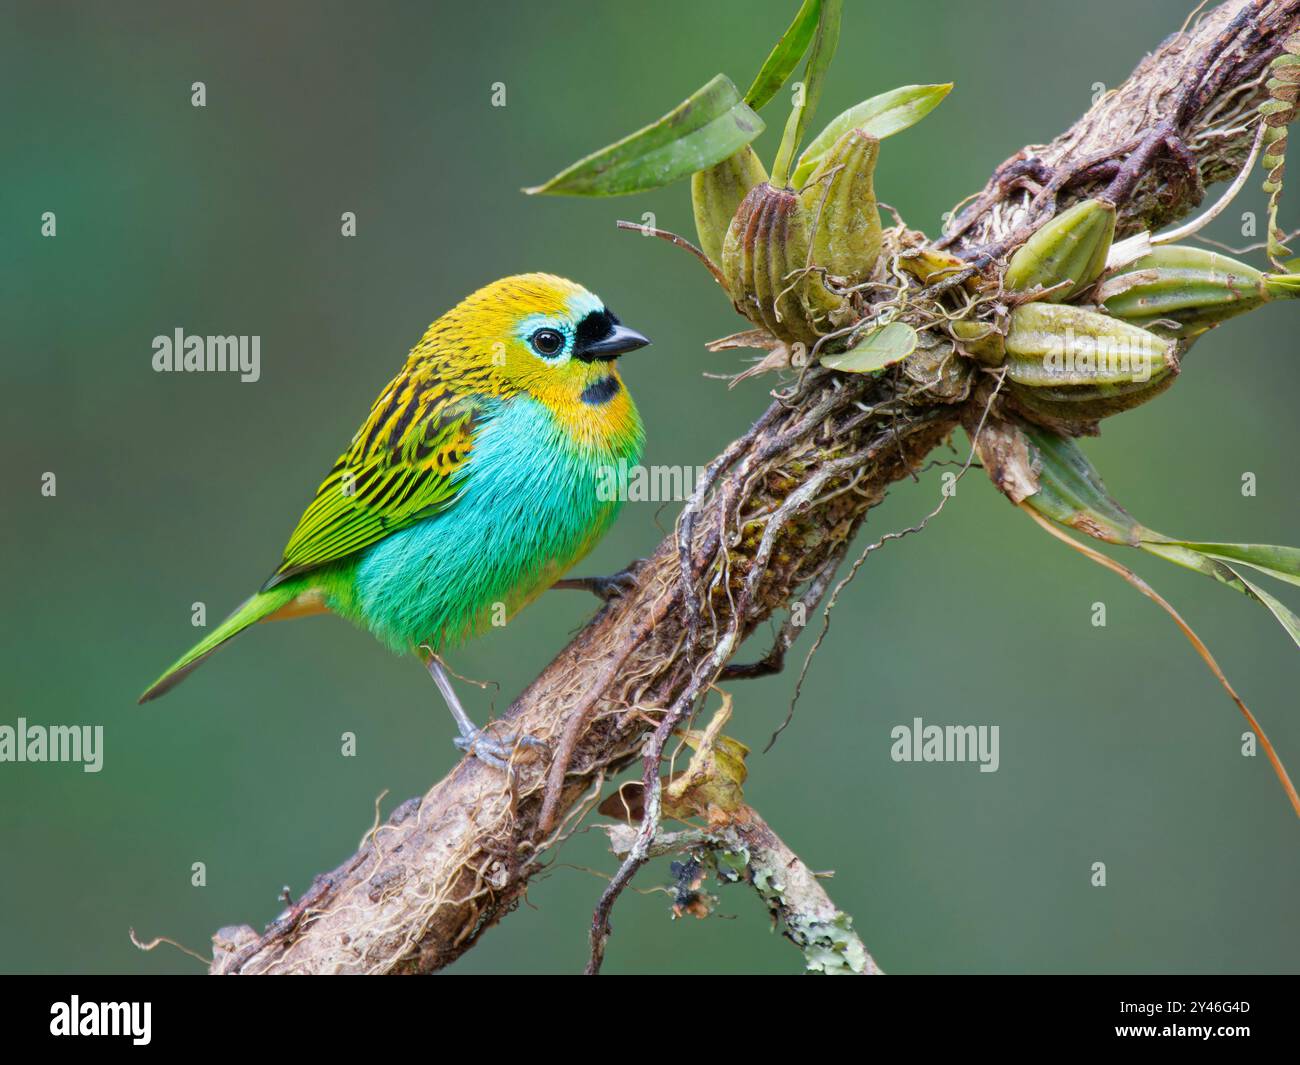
(530, 328, 565, 357)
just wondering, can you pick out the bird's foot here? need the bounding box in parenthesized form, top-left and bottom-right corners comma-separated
(452, 727, 547, 771)
(426, 655, 545, 771)
(553, 559, 645, 603)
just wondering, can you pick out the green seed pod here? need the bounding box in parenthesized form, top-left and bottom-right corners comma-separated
(692, 146, 769, 274)
(721, 182, 832, 345)
(1009, 370, 1179, 435)
(1098, 244, 1300, 338)
(1004, 302, 1178, 430)
(1005, 302, 1174, 388)
(1003, 198, 1116, 301)
(797, 127, 883, 287)
(950, 319, 1006, 365)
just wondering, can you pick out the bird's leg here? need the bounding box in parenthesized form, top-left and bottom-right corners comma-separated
(425, 656, 544, 770)
(552, 558, 645, 603)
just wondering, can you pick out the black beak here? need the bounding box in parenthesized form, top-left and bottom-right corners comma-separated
(574, 323, 651, 362)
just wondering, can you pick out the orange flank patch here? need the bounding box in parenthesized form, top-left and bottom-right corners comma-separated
(265, 588, 330, 622)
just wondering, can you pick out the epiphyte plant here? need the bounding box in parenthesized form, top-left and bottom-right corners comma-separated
(529, 0, 1300, 818)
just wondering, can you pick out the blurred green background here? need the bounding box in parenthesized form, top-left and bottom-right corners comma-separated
(2, 0, 1296, 975)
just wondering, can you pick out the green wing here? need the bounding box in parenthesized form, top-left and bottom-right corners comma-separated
(263, 369, 480, 589)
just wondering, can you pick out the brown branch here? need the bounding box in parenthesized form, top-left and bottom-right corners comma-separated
(600, 806, 884, 975)
(940, 0, 1297, 260)
(208, 0, 1298, 975)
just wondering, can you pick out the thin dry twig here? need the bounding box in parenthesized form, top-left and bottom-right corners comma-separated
(1022, 505, 1300, 817)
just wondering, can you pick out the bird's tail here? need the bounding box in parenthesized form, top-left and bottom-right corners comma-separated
(138, 584, 305, 704)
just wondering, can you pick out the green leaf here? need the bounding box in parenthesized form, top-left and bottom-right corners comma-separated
(1022, 426, 1142, 544)
(1016, 428, 1300, 651)
(1140, 542, 1300, 649)
(820, 322, 916, 373)
(1142, 540, 1300, 589)
(524, 75, 764, 197)
(791, 83, 953, 187)
(745, 0, 821, 112)
(1236, 573, 1300, 648)
(770, 0, 842, 187)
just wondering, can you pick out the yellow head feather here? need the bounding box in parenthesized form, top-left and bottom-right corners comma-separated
(403, 272, 647, 447)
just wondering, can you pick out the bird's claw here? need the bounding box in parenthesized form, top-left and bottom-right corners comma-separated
(588, 567, 641, 603)
(554, 559, 646, 603)
(453, 727, 547, 770)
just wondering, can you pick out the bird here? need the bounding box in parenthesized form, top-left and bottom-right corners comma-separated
(139, 273, 651, 766)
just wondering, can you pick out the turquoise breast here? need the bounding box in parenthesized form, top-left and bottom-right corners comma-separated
(349, 395, 639, 653)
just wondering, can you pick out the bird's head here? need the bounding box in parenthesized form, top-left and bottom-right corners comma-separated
(418, 274, 651, 413)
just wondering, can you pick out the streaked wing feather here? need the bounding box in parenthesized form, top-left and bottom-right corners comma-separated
(263, 370, 480, 589)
